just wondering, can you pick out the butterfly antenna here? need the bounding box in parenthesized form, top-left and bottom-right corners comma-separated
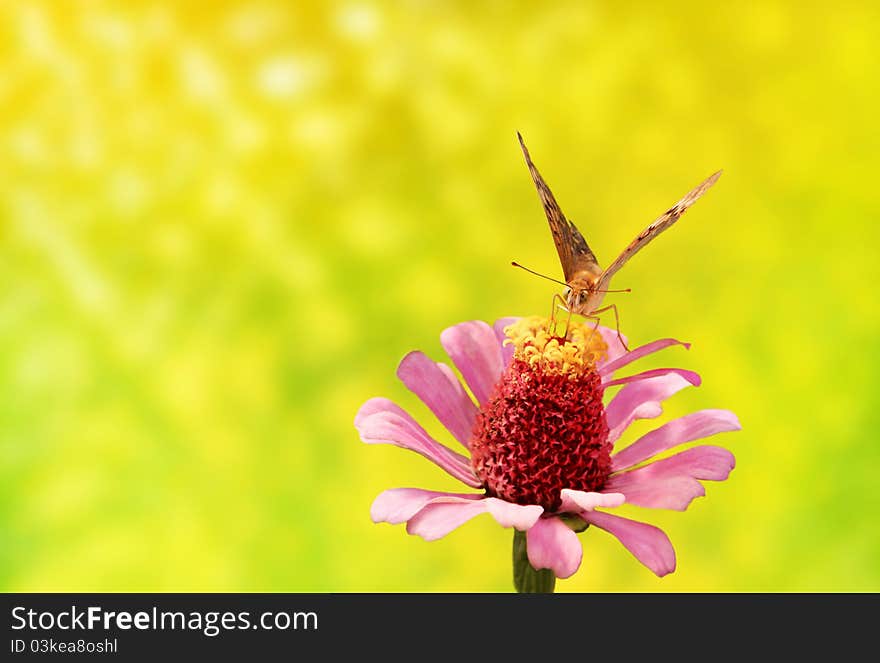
(511, 261, 569, 288)
(594, 287, 632, 294)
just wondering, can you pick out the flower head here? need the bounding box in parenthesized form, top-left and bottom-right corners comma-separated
(356, 316, 739, 582)
(471, 317, 611, 511)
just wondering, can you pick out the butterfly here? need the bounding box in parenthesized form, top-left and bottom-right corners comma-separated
(515, 132, 721, 342)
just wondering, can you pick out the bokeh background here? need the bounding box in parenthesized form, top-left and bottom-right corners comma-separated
(1, 0, 878, 592)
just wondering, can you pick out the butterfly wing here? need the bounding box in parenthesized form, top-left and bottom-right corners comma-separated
(597, 170, 722, 290)
(517, 132, 600, 282)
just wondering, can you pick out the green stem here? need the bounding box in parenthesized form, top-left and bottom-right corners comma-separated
(512, 529, 556, 593)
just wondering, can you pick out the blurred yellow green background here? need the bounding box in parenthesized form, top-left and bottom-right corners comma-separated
(1, 1, 878, 592)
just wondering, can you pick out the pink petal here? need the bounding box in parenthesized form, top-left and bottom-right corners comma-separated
(404, 496, 541, 541)
(606, 445, 736, 511)
(559, 489, 626, 513)
(354, 396, 396, 423)
(602, 367, 700, 389)
(599, 338, 690, 377)
(493, 316, 520, 368)
(406, 498, 489, 541)
(597, 325, 629, 365)
(526, 516, 583, 579)
(370, 488, 482, 524)
(355, 397, 482, 488)
(440, 320, 504, 406)
(612, 409, 741, 471)
(484, 498, 543, 530)
(615, 445, 736, 482)
(605, 372, 702, 444)
(606, 476, 706, 511)
(396, 351, 479, 449)
(582, 510, 676, 577)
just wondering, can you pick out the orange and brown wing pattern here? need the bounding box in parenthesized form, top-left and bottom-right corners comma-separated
(598, 170, 722, 290)
(517, 132, 600, 282)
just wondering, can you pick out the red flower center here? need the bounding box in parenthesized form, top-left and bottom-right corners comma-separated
(469, 318, 612, 512)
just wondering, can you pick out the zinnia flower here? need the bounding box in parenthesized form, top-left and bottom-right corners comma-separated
(356, 316, 739, 589)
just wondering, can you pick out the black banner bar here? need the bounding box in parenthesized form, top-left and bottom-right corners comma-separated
(1, 593, 875, 659)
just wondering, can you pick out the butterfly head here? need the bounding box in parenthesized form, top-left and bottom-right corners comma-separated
(565, 271, 605, 316)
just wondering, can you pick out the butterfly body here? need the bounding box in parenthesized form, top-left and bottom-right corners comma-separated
(516, 132, 721, 327)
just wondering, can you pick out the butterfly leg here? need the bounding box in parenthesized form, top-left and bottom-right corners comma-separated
(548, 293, 568, 336)
(548, 293, 559, 326)
(583, 314, 602, 344)
(562, 303, 575, 339)
(589, 304, 629, 352)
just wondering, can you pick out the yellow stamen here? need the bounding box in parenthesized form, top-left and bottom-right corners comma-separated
(504, 316, 607, 377)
